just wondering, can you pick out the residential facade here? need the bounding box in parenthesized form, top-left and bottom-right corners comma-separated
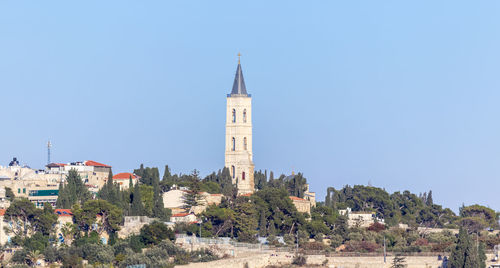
(112, 172, 140, 190)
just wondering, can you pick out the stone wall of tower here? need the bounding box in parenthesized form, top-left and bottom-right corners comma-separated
(225, 95, 254, 194)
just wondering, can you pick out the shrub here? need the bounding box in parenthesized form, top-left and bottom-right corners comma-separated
(344, 241, 380, 252)
(329, 234, 343, 248)
(431, 242, 453, 252)
(292, 255, 307, 266)
(367, 222, 386, 233)
(414, 238, 429, 246)
(140, 221, 175, 246)
(347, 232, 363, 242)
(80, 243, 114, 264)
(11, 249, 27, 264)
(301, 241, 325, 250)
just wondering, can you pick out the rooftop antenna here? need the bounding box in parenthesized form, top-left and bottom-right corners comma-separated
(47, 140, 51, 165)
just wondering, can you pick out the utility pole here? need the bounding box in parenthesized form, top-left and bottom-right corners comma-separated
(199, 219, 202, 239)
(476, 232, 479, 253)
(384, 236, 387, 263)
(296, 228, 299, 255)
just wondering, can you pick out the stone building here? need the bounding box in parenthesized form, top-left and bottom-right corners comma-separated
(118, 216, 156, 238)
(54, 209, 74, 244)
(0, 158, 112, 208)
(46, 160, 112, 189)
(225, 55, 255, 195)
(289, 196, 312, 214)
(303, 184, 316, 207)
(171, 212, 198, 224)
(112, 172, 140, 190)
(162, 189, 223, 215)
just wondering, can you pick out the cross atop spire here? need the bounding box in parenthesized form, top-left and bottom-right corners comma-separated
(230, 54, 248, 96)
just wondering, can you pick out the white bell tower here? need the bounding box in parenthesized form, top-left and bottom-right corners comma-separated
(224, 54, 255, 195)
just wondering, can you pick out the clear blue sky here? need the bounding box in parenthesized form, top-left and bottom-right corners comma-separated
(1, 1, 499, 212)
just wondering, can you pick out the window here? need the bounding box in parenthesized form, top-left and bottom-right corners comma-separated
(242, 172, 245, 180)
(232, 109, 236, 123)
(232, 137, 235, 151)
(244, 137, 247, 150)
(243, 109, 247, 123)
(231, 166, 235, 179)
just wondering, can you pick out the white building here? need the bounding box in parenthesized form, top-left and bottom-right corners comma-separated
(0, 158, 112, 208)
(339, 207, 385, 228)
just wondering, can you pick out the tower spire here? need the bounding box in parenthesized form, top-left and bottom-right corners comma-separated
(230, 54, 248, 95)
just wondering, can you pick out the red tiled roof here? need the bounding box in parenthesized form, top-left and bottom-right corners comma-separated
(55, 209, 73, 216)
(172, 213, 190, 217)
(289, 196, 307, 201)
(113, 172, 140, 180)
(85, 160, 111, 168)
(241, 193, 253, 197)
(0, 209, 5, 216)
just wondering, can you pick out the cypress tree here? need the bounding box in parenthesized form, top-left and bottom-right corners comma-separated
(268, 221, 276, 236)
(57, 169, 90, 209)
(258, 212, 267, 236)
(151, 169, 169, 220)
(162, 165, 171, 181)
(450, 228, 485, 268)
(56, 182, 70, 209)
(426, 190, 433, 206)
(130, 182, 144, 216)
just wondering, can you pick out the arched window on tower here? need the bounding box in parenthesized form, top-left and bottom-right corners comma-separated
(232, 137, 235, 151)
(243, 109, 247, 123)
(243, 137, 247, 150)
(231, 166, 235, 179)
(232, 109, 236, 123)
(242, 172, 245, 180)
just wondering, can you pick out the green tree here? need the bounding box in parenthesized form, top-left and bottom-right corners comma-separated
(36, 203, 58, 236)
(252, 187, 305, 236)
(450, 228, 485, 268)
(73, 199, 123, 235)
(233, 200, 258, 242)
(426, 190, 433, 206)
(26, 250, 43, 266)
(151, 169, 170, 221)
(5, 198, 39, 238)
(60, 222, 76, 246)
(333, 215, 348, 240)
(202, 205, 235, 237)
(139, 221, 175, 245)
(5, 187, 15, 201)
(162, 165, 171, 181)
(130, 182, 144, 216)
(258, 212, 267, 236)
(182, 171, 203, 210)
(459, 204, 498, 229)
(285, 172, 308, 198)
(140, 184, 154, 216)
(391, 254, 406, 268)
(56, 169, 91, 209)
